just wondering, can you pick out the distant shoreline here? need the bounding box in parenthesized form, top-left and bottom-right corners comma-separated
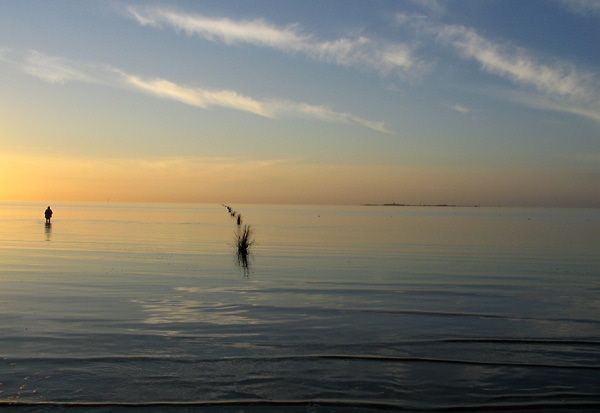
(361, 203, 481, 208)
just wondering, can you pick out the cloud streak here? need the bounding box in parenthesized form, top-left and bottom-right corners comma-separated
(396, 12, 600, 123)
(3, 49, 388, 132)
(446, 103, 472, 114)
(556, 0, 600, 17)
(501, 90, 600, 124)
(394, 14, 600, 123)
(22, 50, 97, 84)
(125, 75, 271, 117)
(436, 25, 595, 102)
(127, 6, 420, 76)
(434, 24, 600, 122)
(125, 74, 390, 132)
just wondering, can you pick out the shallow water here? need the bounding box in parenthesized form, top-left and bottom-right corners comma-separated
(1, 203, 599, 411)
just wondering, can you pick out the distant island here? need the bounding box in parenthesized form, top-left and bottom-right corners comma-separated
(362, 203, 480, 207)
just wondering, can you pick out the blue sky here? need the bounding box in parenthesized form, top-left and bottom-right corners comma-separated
(1, 0, 599, 206)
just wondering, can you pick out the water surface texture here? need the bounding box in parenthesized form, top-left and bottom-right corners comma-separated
(1, 203, 599, 412)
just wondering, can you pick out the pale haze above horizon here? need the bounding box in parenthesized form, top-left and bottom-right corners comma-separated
(1, 1, 599, 207)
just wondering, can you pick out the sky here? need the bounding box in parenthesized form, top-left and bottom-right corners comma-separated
(1, 0, 599, 206)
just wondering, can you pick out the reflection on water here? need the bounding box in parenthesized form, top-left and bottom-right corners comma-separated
(0, 202, 598, 411)
(133, 299, 263, 326)
(44, 222, 52, 241)
(236, 250, 252, 278)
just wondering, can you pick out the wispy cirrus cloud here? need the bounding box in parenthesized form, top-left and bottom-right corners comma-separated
(445, 103, 472, 114)
(435, 25, 595, 102)
(129, 7, 308, 49)
(3, 49, 388, 132)
(500, 90, 600, 124)
(125, 75, 271, 117)
(395, 13, 600, 123)
(269, 100, 389, 133)
(126, 6, 421, 76)
(434, 24, 600, 122)
(125, 75, 390, 132)
(555, 0, 600, 17)
(20, 50, 97, 84)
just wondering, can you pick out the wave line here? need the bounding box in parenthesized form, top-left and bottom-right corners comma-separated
(4, 354, 599, 370)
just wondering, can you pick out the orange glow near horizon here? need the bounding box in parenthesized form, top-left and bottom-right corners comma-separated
(1, 152, 598, 207)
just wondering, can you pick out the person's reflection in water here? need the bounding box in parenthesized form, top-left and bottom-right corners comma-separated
(45, 221, 52, 241)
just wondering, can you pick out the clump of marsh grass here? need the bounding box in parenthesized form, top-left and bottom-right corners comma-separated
(225, 205, 254, 275)
(235, 224, 255, 258)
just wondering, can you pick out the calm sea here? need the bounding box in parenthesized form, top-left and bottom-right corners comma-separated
(1, 202, 599, 412)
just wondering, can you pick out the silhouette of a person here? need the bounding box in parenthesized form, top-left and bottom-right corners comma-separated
(44, 206, 53, 224)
